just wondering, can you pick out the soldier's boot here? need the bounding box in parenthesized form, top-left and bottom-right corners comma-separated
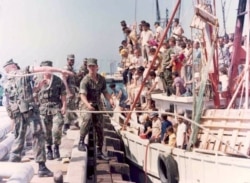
(97, 147, 110, 161)
(38, 162, 53, 177)
(78, 136, 86, 151)
(62, 124, 70, 135)
(53, 145, 60, 159)
(46, 146, 53, 160)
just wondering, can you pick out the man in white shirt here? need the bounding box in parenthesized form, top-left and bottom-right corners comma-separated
(176, 112, 187, 149)
(172, 18, 184, 39)
(154, 21, 163, 43)
(140, 22, 154, 62)
(131, 49, 145, 68)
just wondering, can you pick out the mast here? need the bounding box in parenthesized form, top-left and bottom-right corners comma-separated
(221, 0, 227, 36)
(228, 0, 247, 104)
(156, 0, 161, 22)
(245, 0, 250, 108)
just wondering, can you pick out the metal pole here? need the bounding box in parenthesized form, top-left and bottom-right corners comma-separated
(245, 0, 250, 109)
(134, 0, 137, 23)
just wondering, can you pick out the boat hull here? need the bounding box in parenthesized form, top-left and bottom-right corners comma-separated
(111, 118, 250, 183)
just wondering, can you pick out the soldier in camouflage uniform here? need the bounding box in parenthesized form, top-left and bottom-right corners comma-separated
(79, 58, 114, 160)
(3, 59, 54, 177)
(63, 54, 79, 134)
(160, 39, 174, 96)
(76, 58, 88, 87)
(33, 61, 66, 160)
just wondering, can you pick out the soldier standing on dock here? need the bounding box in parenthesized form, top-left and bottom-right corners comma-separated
(78, 58, 114, 160)
(63, 54, 79, 134)
(3, 59, 72, 177)
(33, 61, 67, 160)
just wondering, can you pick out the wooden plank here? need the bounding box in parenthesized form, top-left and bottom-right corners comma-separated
(214, 129, 224, 151)
(241, 131, 250, 155)
(225, 129, 239, 154)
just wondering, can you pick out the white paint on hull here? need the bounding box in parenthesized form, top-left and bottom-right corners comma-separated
(112, 119, 250, 183)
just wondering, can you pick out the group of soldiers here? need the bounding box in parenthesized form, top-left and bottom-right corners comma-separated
(2, 55, 113, 177)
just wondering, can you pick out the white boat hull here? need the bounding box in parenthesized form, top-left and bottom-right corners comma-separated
(111, 119, 250, 183)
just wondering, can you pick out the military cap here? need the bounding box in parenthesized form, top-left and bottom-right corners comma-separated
(3, 59, 16, 68)
(40, 60, 53, 67)
(67, 54, 75, 60)
(87, 58, 98, 66)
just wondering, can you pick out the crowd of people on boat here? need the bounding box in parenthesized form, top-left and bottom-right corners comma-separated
(113, 18, 249, 148)
(117, 19, 249, 111)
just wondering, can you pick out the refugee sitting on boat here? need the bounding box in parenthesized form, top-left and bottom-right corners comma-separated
(109, 83, 128, 108)
(131, 48, 146, 68)
(149, 112, 161, 143)
(218, 67, 229, 93)
(160, 112, 173, 143)
(124, 66, 137, 105)
(185, 72, 201, 96)
(161, 126, 176, 147)
(126, 66, 145, 107)
(139, 113, 152, 139)
(170, 71, 186, 96)
(142, 70, 163, 109)
(146, 47, 162, 76)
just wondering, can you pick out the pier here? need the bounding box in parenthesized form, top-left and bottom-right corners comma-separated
(0, 107, 133, 183)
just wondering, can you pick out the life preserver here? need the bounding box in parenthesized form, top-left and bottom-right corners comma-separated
(157, 153, 179, 183)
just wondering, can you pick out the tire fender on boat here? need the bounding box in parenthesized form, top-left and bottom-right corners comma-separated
(157, 153, 179, 183)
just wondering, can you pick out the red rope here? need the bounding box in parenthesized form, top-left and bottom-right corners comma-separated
(144, 142, 150, 183)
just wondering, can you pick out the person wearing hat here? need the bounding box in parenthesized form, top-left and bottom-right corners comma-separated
(79, 58, 114, 160)
(33, 60, 67, 160)
(63, 54, 79, 135)
(76, 58, 89, 87)
(151, 112, 161, 142)
(145, 112, 161, 143)
(2, 59, 73, 177)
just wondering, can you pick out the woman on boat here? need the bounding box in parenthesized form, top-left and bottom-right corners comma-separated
(171, 71, 186, 96)
(161, 126, 176, 147)
(139, 113, 152, 139)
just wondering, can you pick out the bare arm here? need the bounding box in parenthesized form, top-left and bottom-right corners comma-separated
(103, 91, 114, 107)
(32, 66, 74, 76)
(61, 95, 67, 115)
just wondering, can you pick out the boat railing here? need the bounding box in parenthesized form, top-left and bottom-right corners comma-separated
(111, 107, 250, 159)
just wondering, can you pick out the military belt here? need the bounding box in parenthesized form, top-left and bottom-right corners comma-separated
(40, 98, 60, 104)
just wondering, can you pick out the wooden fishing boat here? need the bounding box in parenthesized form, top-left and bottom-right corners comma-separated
(109, 0, 250, 182)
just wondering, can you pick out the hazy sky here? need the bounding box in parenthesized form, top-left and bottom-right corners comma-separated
(0, 0, 240, 73)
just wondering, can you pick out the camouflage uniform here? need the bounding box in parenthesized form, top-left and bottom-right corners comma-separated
(79, 73, 107, 149)
(35, 74, 66, 146)
(76, 59, 88, 87)
(64, 60, 78, 129)
(160, 48, 174, 96)
(4, 67, 46, 163)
